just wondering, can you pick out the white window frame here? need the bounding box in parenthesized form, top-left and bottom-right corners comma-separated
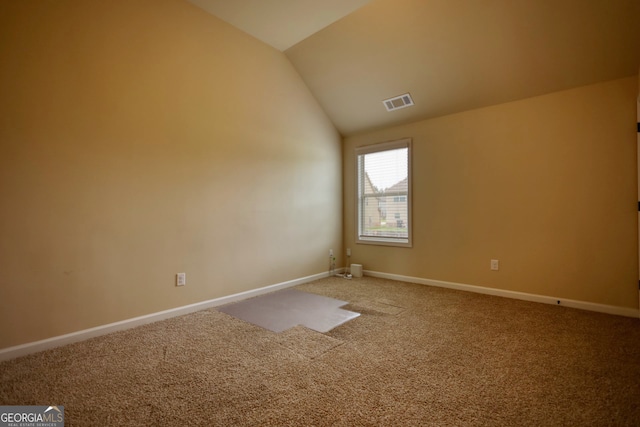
(355, 138, 412, 247)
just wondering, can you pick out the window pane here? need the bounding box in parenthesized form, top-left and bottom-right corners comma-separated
(356, 139, 411, 246)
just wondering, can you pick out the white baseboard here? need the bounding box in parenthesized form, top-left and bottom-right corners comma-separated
(0, 270, 334, 362)
(5, 269, 632, 362)
(364, 270, 640, 319)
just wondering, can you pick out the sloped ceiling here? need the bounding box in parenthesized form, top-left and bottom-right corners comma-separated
(189, 0, 640, 136)
(186, 0, 373, 51)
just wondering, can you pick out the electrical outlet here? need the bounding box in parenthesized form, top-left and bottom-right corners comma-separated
(346, 248, 351, 256)
(176, 272, 186, 286)
(490, 260, 499, 271)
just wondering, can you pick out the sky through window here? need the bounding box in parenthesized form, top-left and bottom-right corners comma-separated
(364, 148, 408, 191)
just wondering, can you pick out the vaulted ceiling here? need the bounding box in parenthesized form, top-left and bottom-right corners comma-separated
(188, 0, 640, 136)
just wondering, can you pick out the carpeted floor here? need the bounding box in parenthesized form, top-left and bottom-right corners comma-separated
(1, 276, 639, 426)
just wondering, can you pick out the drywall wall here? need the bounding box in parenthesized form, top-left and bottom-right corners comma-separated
(637, 71, 640, 306)
(344, 76, 638, 309)
(0, 0, 341, 349)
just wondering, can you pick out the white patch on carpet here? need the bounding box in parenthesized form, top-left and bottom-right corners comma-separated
(218, 289, 360, 333)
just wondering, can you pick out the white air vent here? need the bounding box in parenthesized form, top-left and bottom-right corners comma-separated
(382, 93, 414, 112)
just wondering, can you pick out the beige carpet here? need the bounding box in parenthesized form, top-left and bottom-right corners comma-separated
(1, 276, 639, 426)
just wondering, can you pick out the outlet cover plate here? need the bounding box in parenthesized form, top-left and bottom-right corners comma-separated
(176, 272, 186, 286)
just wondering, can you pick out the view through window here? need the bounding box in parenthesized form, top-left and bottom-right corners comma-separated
(356, 139, 411, 246)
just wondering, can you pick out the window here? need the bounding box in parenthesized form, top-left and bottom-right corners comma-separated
(356, 138, 411, 247)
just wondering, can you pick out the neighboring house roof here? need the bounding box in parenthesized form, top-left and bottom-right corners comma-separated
(363, 172, 381, 195)
(386, 177, 407, 193)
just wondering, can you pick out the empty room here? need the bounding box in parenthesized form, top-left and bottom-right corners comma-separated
(1, 0, 639, 425)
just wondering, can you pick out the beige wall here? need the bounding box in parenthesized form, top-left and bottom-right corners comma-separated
(0, 0, 342, 349)
(344, 77, 638, 309)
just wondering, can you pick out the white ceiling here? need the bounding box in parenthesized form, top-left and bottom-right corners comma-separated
(188, 0, 640, 136)
(186, 0, 373, 51)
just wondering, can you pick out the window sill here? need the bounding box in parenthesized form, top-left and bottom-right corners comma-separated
(356, 237, 412, 248)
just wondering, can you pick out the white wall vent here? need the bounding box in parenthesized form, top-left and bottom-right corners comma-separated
(383, 93, 414, 112)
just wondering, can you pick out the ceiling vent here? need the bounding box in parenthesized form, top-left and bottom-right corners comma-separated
(382, 93, 414, 112)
